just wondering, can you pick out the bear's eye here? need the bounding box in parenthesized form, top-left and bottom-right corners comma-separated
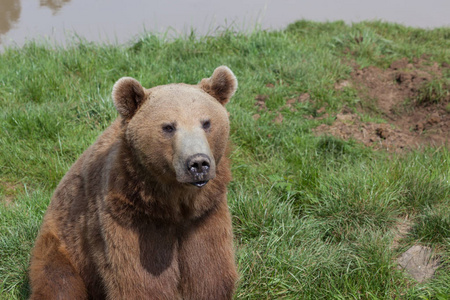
(162, 124, 175, 134)
(202, 120, 211, 131)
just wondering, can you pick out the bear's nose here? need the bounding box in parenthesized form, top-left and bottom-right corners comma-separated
(186, 154, 211, 179)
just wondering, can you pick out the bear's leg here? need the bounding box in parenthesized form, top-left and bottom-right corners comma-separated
(179, 200, 238, 300)
(29, 233, 87, 300)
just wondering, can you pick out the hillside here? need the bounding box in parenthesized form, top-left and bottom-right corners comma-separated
(1, 20, 449, 299)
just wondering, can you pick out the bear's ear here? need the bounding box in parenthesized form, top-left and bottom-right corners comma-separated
(112, 77, 146, 119)
(199, 66, 237, 105)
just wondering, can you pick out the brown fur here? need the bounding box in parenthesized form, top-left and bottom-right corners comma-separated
(29, 66, 238, 300)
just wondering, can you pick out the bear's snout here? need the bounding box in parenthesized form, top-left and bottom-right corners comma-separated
(172, 128, 216, 187)
(186, 154, 212, 187)
(187, 154, 210, 177)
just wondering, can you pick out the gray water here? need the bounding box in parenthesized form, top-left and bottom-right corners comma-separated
(1, 0, 450, 49)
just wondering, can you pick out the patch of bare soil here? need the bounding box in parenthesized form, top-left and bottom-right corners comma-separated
(397, 245, 441, 283)
(390, 217, 442, 283)
(314, 111, 413, 152)
(254, 94, 268, 111)
(314, 56, 450, 151)
(1, 181, 19, 207)
(391, 216, 413, 250)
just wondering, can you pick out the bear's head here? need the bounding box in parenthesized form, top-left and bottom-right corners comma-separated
(112, 66, 237, 188)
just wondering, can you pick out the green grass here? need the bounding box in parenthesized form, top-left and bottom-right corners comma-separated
(416, 78, 450, 104)
(1, 20, 450, 299)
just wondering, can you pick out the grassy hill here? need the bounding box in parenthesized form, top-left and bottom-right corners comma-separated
(1, 20, 449, 299)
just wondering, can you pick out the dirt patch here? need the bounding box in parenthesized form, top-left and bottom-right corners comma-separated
(254, 94, 268, 111)
(397, 245, 441, 283)
(314, 56, 450, 151)
(1, 181, 20, 207)
(2, 195, 13, 207)
(391, 216, 413, 250)
(314, 112, 414, 151)
(390, 217, 441, 283)
(272, 112, 284, 124)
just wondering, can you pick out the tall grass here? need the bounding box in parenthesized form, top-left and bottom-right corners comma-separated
(1, 21, 450, 299)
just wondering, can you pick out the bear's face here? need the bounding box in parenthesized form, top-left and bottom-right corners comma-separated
(127, 85, 230, 187)
(112, 66, 237, 188)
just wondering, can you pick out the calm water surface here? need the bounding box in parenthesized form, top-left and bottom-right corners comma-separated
(1, 0, 450, 49)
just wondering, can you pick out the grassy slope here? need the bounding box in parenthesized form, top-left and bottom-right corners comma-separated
(1, 21, 449, 299)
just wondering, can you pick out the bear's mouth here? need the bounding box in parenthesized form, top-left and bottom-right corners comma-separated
(190, 180, 209, 188)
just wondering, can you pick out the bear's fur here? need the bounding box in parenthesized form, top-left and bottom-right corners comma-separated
(29, 66, 238, 300)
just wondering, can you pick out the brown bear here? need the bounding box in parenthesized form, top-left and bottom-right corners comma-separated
(29, 66, 238, 300)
